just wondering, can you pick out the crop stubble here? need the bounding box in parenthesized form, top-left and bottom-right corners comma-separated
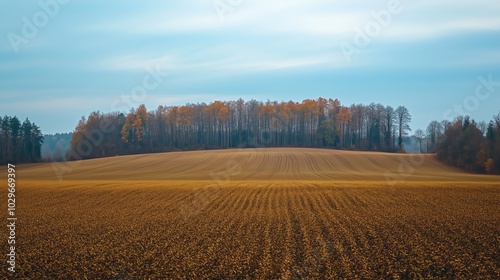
(2, 181, 497, 279)
(1, 148, 499, 279)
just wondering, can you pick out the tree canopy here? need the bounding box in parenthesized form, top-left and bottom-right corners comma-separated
(0, 116, 44, 164)
(436, 114, 500, 174)
(68, 98, 410, 160)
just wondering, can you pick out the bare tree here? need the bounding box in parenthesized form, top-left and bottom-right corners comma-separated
(414, 129, 425, 153)
(67, 98, 416, 159)
(395, 106, 412, 150)
(477, 121, 487, 136)
(384, 106, 396, 150)
(426, 120, 443, 153)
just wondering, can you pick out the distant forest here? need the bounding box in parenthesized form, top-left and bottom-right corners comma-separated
(69, 98, 411, 159)
(436, 115, 500, 174)
(2, 98, 498, 174)
(66, 98, 500, 174)
(0, 116, 44, 164)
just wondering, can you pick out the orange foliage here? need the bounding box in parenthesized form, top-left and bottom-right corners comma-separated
(485, 158, 494, 174)
(337, 107, 350, 124)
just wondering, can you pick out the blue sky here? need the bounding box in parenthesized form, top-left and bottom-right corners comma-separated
(1, 0, 499, 134)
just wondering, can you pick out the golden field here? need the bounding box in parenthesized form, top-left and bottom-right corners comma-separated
(1, 148, 499, 279)
(14, 147, 500, 182)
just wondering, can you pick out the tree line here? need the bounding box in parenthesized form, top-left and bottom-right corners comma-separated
(68, 98, 413, 160)
(430, 114, 500, 174)
(410, 113, 500, 174)
(0, 116, 44, 164)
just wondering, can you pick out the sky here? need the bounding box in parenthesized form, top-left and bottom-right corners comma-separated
(1, 0, 499, 134)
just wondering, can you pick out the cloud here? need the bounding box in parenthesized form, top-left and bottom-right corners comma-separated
(383, 13, 500, 41)
(99, 54, 178, 71)
(77, 0, 500, 76)
(1, 0, 500, 134)
(0, 95, 114, 112)
(80, 0, 500, 39)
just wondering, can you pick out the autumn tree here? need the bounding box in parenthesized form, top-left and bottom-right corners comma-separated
(67, 98, 418, 160)
(337, 107, 350, 148)
(120, 105, 149, 148)
(434, 113, 500, 174)
(485, 113, 500, 173)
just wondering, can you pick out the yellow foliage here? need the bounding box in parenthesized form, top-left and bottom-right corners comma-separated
(485, 158, 494, 174)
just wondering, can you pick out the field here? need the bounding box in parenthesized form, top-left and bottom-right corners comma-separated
(2, 148, 499, 279)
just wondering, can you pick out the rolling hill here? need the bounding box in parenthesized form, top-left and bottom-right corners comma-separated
(4, 148, 499, 278)
(14, 148, 499, 182)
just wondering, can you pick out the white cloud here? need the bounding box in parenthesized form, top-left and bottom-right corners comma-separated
(99, 54, 178, 71)
(383, 12, 500, 41)
(79, 0, 500, 74)
(99, 49, 347, 77)
(81, 0, 500, 39)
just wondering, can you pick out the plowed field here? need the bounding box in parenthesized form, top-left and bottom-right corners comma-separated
(1, 148, 499, 279)
(15, 148, 499, 182)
